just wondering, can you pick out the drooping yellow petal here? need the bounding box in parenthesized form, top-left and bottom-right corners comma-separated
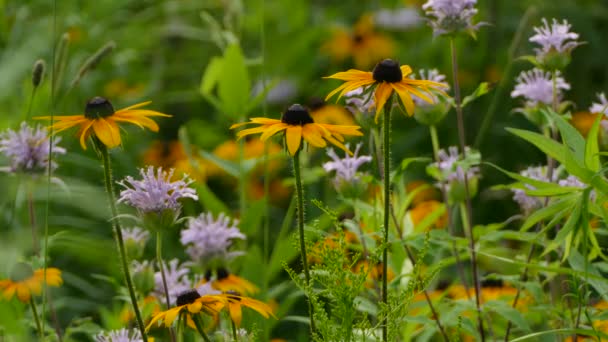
(146, 312, 167, 331)
(113, 115, 160, 132)
(187, 301, 202, 313)
(260, 123, 288, 141)
(92, 118, 122, 148)
(324, 69, 373, 81)
(229, 302, 243, 326)
(77, 120, 95, 150)
(391, 83, 416, 116)
(241, 298, 275, 318)
(400, 65, 413, 78)
(302, 125, 327, 148)
(115, 101, 153, 112)
(399, 82, 434, 104)
(285, 125, 303, 156)
(164, 306, 183, 327)
(374, 82, 394, 123)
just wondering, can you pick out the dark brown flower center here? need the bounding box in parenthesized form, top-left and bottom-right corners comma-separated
(10, 262, 34, 282)
(353, 34, 364, 44)
(281, 104, 314, 126)
(84, 96, 115, 119)
(217, 267, 229, 280)
(176, 289, 201, 306)
(372, 59, 402, 83)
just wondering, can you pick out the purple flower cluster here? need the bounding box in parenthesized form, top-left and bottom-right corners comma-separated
(511, 68, 569, 107)
(118, 166, 198, 214)
(530, 18, 580, 56)
(180, 212, 245, 263)
(153, 259, 191, 305)
(512, 166, 554, 215)
(0, 122, 65, 174)
(422, 0, 480, 36)
(323, 143, 372, 189)
(411, 69, 450, 106)
(95, 328, 142, 342)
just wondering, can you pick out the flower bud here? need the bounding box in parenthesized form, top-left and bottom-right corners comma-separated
(32, 59, 46, 88)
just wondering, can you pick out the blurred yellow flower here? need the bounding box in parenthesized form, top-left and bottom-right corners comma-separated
(0, 266, 62, 303)
(408, 200, 447, 230)
(322, 15, 394, 70)
(406, 180, 441, 207)
(570, 111, 602, 138)
(309, 98, 356, 126)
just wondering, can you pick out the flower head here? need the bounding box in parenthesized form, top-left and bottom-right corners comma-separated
(118, 166, 198, 228)
(95, 328, 143, 342)
(590, 93, 608, 116)
(231, 104, 363, 156)
(0, 122, 65, 174)
(322, 15, 394, 69)
(411, 69, 450, 106)
(323, 143, 371, 191)
(181, 212, 245, 263)
(422, 0, 481, 36)
(428, 146, 480, 202)
(511, 68, 570, 107)
(153, 259, 191, 306)
(325, 59, 449, 122)
(530, 18, 580, 56)
(0, 264, 62, 303)
(512, 166, 554, 215)
(199, 269, 259, 296)
(35, 97, 171, 150)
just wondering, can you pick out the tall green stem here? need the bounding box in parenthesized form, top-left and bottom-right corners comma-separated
(30, 298, 43, 339)
(381, 96, 393, 342)
(450, 38, 484, 341)
(157, 231, 176, 342)
(193, 314, 212, 342)
(99, 145, 147, 340)
(292, 151, 315, 334)
(27, 189, 39, 256)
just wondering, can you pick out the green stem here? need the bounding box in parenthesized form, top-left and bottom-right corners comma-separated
(238, 137, 247, 217)
(381, 96, 393, 342)
(25, 88, 37, 122)
(451, 38, 485, 341)
(99, 145, 147, 340)
(30, 298, 43, 339)
(429, 126, 471, 300)
(193, 314, 212, 342)
(292, 151, 315, 334)
(231, 319, 239, 341)
(27, 189, 39, 256)
(157, 231, 176, 342)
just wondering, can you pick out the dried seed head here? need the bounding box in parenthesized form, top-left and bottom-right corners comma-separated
(32, 59, 46, 88)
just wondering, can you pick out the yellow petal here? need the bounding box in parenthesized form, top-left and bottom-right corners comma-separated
(260, 123, 288, 141)
(391, 83, 416, 116)
(324, 69, 373, 81)
(113, 115, 160, 132)
(302, 125, 327, 148)
(92, 119, 122, 148)
(229, 302, 243, 326)
(236, 125, 271, 140)
(164, 307, 183, 327)
(77, 120, 95, 150)
(400, 65, 413, 78)
(146, 312, 166, 331)
(16, 285, 30, 302)
(188, 301, 202, 313)
(115, 101, 153, 112)
(285, 125, 303, 156)
(374, 82, 394, 123)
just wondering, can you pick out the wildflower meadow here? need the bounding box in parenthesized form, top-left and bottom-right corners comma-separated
(2, 0, 608, 341)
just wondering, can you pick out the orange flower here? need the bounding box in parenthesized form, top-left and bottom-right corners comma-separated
(0, 265, 62, 303)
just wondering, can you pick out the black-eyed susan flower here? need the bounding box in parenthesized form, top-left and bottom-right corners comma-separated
(309, 98, 356, 126)
(325, 59, 449, 122)
(231, 104, 363, 156)
(36, 97, 171, 150)
(0, 264, 62, 302)
(223, 291, 274, 326)
(322, 14, 394, 70)
(199, 268, 259, 296)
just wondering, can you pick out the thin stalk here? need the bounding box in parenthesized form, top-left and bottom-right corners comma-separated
(231, 319, 239, 341)
(28, 189, 39, 256)
(30, 298, 43, 340)
(573, 188, 592, 341)
(292, 151, 315, 334)
(429, 125, 470, 300)
(381, 96, 394, 342)
(157, 231, 176, 342)
(193, 314, 212, 342)
(25, 88, 37, 121)
(99, 145, 147, 340)
(238, 138, 247, 217)
(42, 0, 58, 334)
(450, 38, 484, 341)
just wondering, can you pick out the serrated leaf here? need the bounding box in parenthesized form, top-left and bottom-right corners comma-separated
(461, 82, 492, 108)
(506, 128, 565, 165)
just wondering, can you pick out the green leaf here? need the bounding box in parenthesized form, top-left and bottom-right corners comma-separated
(218, 44, 250, 118)
(485, 162, 557, 189)
(585, 114, 602, 172)
(486, 301, 530, 331)
(520, 194, 577, 231)
(200, 56, 224, 95)
(506, 128, 565, 165)
(461, 82, 492, 108)
(198, 150, 239, 178)
(568, 250, 608, 301)
(541, 197, 581, 258)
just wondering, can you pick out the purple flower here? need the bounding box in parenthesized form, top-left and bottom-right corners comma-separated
(95, 328, 142, 342)
(589, 93, 608, 116)
(511, 68, 569, 107)
(344, 87, 375, 115)
(512, 166, 555, 215)
(0, 122, 65, 174)
(530, 18, 580, 57)
(153, 259, 191, 306)
(180, 212, 245, 263)
(431, 146, 480, 196)
(422, 0, 481, 36)
(123, 227, 150, 246)
(374, 8, 422, 31)
(323, 143, 372, 189)
(117, 166, 198, 214)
